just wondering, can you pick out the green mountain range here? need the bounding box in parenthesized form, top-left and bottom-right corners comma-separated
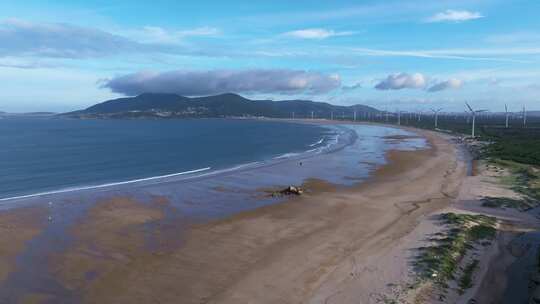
(66, 93, 380, 119)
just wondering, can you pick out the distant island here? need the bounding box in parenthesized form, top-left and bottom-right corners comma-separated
(0, 111, 56, 117)
(64, 93, 380, 119)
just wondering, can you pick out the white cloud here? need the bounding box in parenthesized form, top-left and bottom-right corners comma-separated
(283, 28, 355, 40)
(242, 1, 478, 26)
(0, 18, 150, 58)
(0, 19, 222, 59)
(428, 78, 463, 92)
(102, 69, 341, 96)
(426, 10, 483, 23)
(374, 74, 464, 92)
(0, 57, 55, 69)
(124, 26, 220, 44)
(348, 47, 533, 63)
(375, 73, 426, 90)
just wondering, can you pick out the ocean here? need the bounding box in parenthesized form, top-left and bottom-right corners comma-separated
(0, 117, 332, 200)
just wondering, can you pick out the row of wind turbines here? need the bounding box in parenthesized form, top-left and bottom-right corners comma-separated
(465, 103, 528, 137)
(296, 103, 530, 139)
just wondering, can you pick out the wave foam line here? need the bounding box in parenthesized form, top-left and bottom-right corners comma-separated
(227, 161, 262, 170)
(0, 167, 211, 202)
(309, 138, 324, 147)
(273, 152, 300, 160)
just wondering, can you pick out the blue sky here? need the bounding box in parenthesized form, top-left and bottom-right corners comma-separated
(1, 0, 539, 112)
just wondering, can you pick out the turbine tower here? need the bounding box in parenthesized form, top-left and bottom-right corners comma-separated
(504, 104, 509, 128)
(466, 102, 487, 138)
(431, 108, 442, 128)
(523, 106, 527, 128)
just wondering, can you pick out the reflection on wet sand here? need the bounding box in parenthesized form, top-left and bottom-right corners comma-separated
(0, 207, 46, 283)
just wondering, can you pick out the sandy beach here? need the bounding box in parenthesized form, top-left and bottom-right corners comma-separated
(0, 125, 471, 303)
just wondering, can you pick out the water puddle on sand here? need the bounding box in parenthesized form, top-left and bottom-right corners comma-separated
(474, 228, 540, 304)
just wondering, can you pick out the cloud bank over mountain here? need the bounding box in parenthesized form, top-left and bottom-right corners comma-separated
(103, 69, 342, 96)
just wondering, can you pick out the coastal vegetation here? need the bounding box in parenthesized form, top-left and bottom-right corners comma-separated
(485, 159, 540, 210)
(414, 213, 496, 289)
(384, 113, 540, 166)
(481, 196, 537, 211)
(458, 259, 479, 294)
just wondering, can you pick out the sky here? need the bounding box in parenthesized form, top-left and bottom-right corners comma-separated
(1, 0, 539, 113)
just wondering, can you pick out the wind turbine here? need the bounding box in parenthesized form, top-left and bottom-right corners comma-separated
(504, 104, 509, 128)
(465, 103, 487, 138)
(397, 110, 401, 125)
(523, 106, 527, 128)
(431, 108, 443, 128)
(353, 110, 357, 121)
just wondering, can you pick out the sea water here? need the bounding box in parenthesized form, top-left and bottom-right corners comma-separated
(0, 118, 330, 200)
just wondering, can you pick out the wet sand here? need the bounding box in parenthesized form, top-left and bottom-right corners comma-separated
(0, 125, 466, 303)
(0, 207, 47, 283)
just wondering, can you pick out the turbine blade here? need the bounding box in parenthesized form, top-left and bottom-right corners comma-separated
(465, 102, 473, 112)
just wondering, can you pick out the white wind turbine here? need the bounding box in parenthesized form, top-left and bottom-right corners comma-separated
(523, 106, 527, 128)
(504, 104, 510, 128)
(466, 102, 487, 138)
(431, 108, 443, 128)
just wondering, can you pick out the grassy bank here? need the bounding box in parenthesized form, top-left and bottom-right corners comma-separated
(489, 159, 540, 203)
(414, 213, 496, 290)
